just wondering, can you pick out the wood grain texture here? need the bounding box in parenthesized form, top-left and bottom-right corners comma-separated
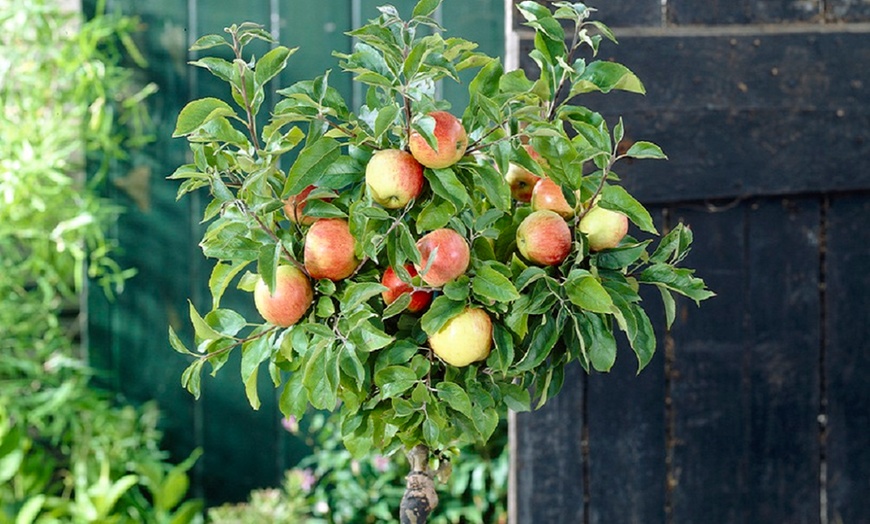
(511, 363, 586, 524)
(666, 0, 824, 24)
(520, 30, 870, 203)
(824, 193, 870, 523)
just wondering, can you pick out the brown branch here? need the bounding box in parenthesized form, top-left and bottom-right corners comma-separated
(400, 445, 438, 524)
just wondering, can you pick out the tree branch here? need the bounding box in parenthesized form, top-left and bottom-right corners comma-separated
(400, 445, 439, 524)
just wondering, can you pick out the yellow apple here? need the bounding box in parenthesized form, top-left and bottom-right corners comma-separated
(429, 307, 492, 367)
(365, 149, 425, 209)
(578, 205, 629, 251)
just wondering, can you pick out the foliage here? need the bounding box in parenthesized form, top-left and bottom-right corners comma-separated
(169, 0, 713, 462)
(207, 412, 507, 524)
(0, 1, 199, 522)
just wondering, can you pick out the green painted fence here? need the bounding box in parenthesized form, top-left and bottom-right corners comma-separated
(87, 0, 503, 504)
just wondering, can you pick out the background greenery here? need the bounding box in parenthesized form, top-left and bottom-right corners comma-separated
(0, 1, 200, 521)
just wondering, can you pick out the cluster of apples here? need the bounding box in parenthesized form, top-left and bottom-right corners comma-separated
(506, 146, 629, 266)
(254, 110, 630, 369)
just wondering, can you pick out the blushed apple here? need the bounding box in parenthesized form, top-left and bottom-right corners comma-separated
(414, 228, 470, 287)
(365, 149, 425, 209)
(516, 209, 572, 266)
(578, 205, 629, 251)
(530, 178, 575, 219)
(381, 264, 432, 313)
(304, 218, 358, 281)
(505, 145, 545, 202)
(284, 185, 317, 225)
(254, 265, 313, 327)
(408, 111, 468, 169)
(428, 307, 492, 367)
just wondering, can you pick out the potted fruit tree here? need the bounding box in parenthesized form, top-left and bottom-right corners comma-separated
(168, 1, 713, 521)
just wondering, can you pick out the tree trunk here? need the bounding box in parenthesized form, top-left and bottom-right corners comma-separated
(399, 444, 438, 524)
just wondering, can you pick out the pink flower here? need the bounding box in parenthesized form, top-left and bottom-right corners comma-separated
(281, 416, 299, 434)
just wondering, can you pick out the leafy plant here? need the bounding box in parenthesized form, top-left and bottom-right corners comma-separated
(169, 0, 712, 519)
(0, 1, 200, 522)
(207, 412, 507, 524)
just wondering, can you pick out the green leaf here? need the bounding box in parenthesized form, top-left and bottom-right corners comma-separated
(304, 343, 338, 409)
(564, 271, 614, 314)
(625, 141, 667, 160)
(586, 313, 617, 372)
(188, 301, 222, 341)
(420, 296, 466, 336)
(168, 326, 192, 356)
(205, 308, 247, 337)
(374, 104, 401, 140)
(208, 260, 250, 309)
(279, 372, 307, 418)
(244, 366, 261, 410)
(283, 137, 342, 197)
(426, 168, 469, 210)
(571, 61, 645, 96)
(181, 360, 205, 399)
(173, 98, 236, 137)
(240, 329, 273, 398)
(255, 46, 297, 88)
(412, 0, 441, 18)
(629, 304, 656, 372)
(640, 264, 715, 304)
(435, 382, 474, 418)
(472, 161, 512, 212)
(514, 316, 560, 372)
(600, 184, 658, 235)
(499, 383, 531, 412)
(342, 282, 389, 310)
(190, 34, 229, 51)
(472, 263, 520, 303)
(375, 366, 418, 399)
(657, 284, 677, 329)
(416, 199, 456, 232)
(350, 321, 394, 352)
(487, 323, 515, 374)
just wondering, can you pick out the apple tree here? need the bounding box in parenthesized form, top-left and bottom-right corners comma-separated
(168, 1, 713, 521)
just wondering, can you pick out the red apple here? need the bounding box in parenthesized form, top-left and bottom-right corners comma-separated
(381, 264, 432, 313)
(530, 178, 575, 219)
(254, 265, 313, 327)
(578, 205, 629, 251)
(414, 228, 470, 287)
(365, 149, 425, 209)
(284, 185, 317, 225)
(304, 218, 358, 281)
(505, 145, 545, 202)
(429, 307, 492, 367)
(408, 111, 468, 169)
(516, 209, 572, 266)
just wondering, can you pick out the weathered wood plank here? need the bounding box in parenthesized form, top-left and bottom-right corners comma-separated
(669, 198, 821, 522)
(827, 0, 870, 22)
(511, 363, 587, 524)
(520, 30, 870, 202)
(824, 193, 870, 523)
(667, 0, 824, 24)
(666, 203, 751, 523)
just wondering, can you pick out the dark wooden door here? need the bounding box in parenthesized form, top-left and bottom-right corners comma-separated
(510, 1, 870, 523)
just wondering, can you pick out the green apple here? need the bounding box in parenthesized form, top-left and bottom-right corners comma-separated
(516, 209, 572, 266)
(414, 228, 470, 287)
(409, 111, 468, 169)
(365, 149, 425, 209)
(304, 218, 358, 281)
(254, 265, 313, 327)
(578, 205, 629, 251)
(429, 307, 492, 367)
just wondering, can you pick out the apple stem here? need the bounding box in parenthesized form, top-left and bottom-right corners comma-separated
(399, 444, 438, 524)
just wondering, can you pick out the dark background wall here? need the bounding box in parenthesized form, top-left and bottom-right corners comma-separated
(511, 1, 870, 523)
(87, 0, 504, 505)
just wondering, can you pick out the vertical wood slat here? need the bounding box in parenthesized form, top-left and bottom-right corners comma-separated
(511, 364, 587, 524)
(824, 194, 870, 523)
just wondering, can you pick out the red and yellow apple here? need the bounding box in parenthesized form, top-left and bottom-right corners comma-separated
(284, 185, 317, 225)
(414, 228, 470, 287)
(408, 111, 468, 169)
(530, 178, 575, 219)
(381, 264, 432, 313)
(578, 205, 629, 251)
(365, 149, 425, 209)
(428, 307, 493, 367)
(516, 209, 573, 266)
(505, 145, 545, 202)
(254, 265, 313, 327)
(304, 218, 358, 281)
